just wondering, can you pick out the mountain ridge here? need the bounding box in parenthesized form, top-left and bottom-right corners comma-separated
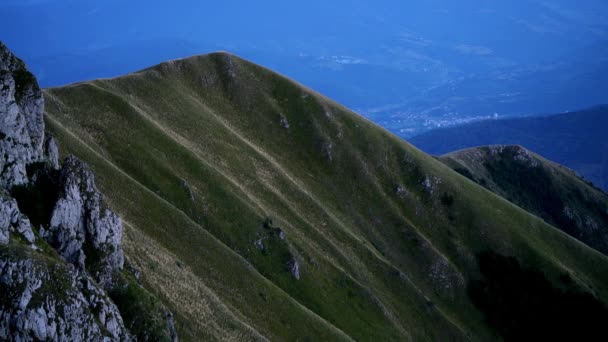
(41, 51, 608, 340)
(44, 52, 467, 340)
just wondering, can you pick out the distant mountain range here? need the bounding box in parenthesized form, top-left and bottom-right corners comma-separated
(410, 106, 608, 191)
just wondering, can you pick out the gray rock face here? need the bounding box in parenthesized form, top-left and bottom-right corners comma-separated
(0, 253, 130, 341)
(0, 220, 7, 245)
(289, 259, 301, 280)
(0, 190, 35, 245)
(0, 42, 46, 189)
(165, 309, 178, 342)
(0, 181, 130, 341)
(42, 156, 124, 289)
(43, 133, 59, 170)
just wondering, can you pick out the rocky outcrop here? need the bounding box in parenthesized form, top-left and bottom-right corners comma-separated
(0, 190, 36, 245)
(43, 133, 59, 170)
(42, 156, 124, 289)
(488, 145, 539, 167)
(0, 42, 55, 189)
(0, 183, 128, 340)
(165, 309, 178, 342)
(255, 218, 302, 280)
(289, 259, 301, 280)
(0, 218, 6, 245)
(0, 250, 129, 341)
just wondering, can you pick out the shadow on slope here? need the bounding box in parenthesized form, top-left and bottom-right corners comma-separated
(469, 251, 608, 341)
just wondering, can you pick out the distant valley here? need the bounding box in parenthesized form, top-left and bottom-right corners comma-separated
(4, 0, 608, 137)
(410, 106, 608, 191)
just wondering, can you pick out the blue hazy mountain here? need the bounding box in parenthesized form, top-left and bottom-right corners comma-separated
(2, 0, 607, 136)
(410, 106, 608, 191)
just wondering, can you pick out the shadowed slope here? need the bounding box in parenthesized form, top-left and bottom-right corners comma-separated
(439, 145, 608, 255)
(44, 52, 608, 341)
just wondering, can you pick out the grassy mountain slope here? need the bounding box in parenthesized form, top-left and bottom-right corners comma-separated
(409, 106, 608, 191)
(439, 145, 608, 255)
(43, 53, 608, 340)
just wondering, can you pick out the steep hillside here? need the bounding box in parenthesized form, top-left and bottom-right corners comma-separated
(439, 145, 608, 255)
(42, 52, 608, 340)
(409, 106, 608, 191)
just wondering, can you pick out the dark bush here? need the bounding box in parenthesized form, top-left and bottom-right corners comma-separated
(12, 68, 38, 102)
(440, 192, 454, 207)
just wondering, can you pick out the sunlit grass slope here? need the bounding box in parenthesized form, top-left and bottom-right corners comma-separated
(43, 52, 608, 341)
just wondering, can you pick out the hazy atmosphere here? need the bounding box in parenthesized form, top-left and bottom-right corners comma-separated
(3, 0, 608, 137)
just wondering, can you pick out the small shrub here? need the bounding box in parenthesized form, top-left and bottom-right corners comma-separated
(440, 192, 454, 207)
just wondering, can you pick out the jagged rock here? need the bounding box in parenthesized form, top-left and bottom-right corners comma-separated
(489, 145, 539, 167)
(422, 175, 442, 195)
(125, 260, 142, 284)
(289, 259, 301, 280)
(396, 185, 409, 199)
(0, 190, 35, 244)
(280, 116, 290, 129)
(0, 223, 7, 245)
(165, 309, 178, 342)
(0, 42, 46, 189)
(0, 221, 7, 245)
(43, 133, 59, 170)
(180, 178, 194, 201)
(323, 105, 332, 118)
(323, 142, 333, 162)
(43, 156, 124, 289)
(254, 238, 264, 251)
(0, 252, 130, 341)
